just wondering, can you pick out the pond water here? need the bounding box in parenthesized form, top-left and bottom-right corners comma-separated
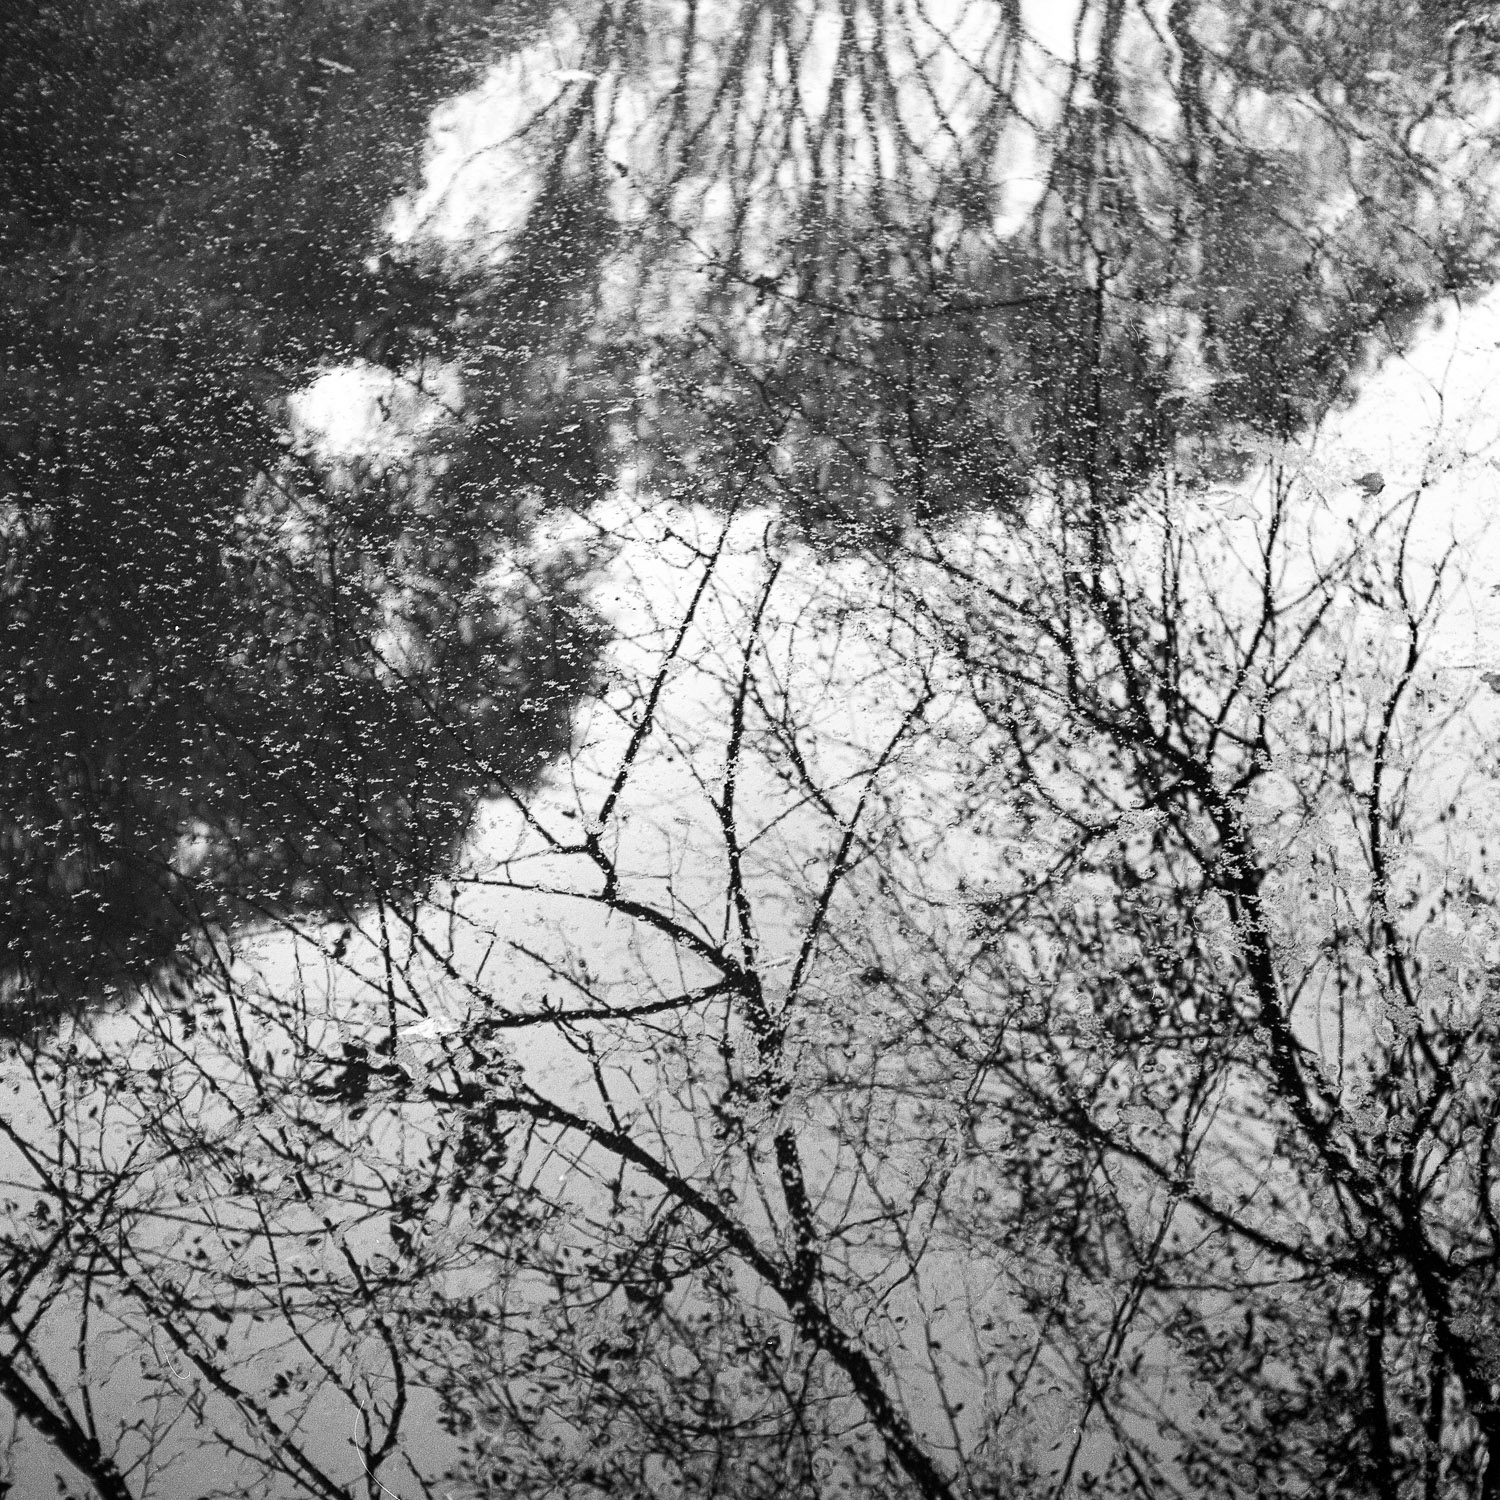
(6, 2, 1500, 1497)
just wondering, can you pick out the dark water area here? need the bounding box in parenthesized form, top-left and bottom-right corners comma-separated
(5, 2, 1500, 1498)
(1, 0, 612, 1017)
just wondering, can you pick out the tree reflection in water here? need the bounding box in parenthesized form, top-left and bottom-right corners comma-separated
(0, 0, 610, 1018)
(5, 2, 1500, 1498)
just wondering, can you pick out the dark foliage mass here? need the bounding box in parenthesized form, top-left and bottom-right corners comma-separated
(0, 0, 608, 1012)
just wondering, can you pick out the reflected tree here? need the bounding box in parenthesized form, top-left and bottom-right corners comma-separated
(398, 454, 1500, 1498)
(7, 2, 1500, 1499)
(0, 0, 610, 1016)
(503, 0, 1500, 538)
(881, 461, 1500, 1496)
